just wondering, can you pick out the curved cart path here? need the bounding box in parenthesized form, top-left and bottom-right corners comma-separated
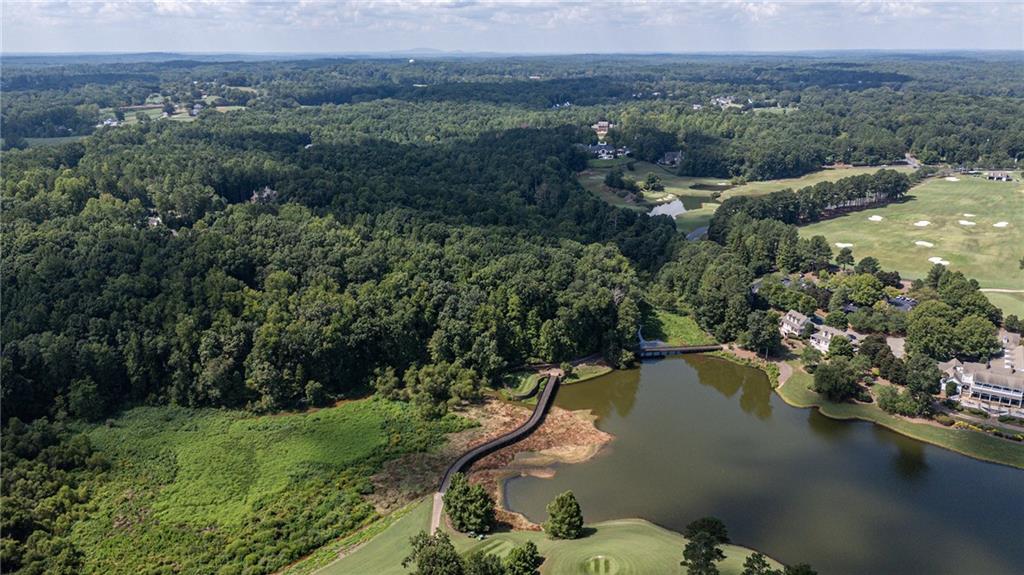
(430, 373, 561, 533)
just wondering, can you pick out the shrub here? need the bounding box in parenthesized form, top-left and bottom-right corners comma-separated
(934, 414, 955, 426)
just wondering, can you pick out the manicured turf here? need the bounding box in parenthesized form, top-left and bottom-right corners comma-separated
(318, 498, 780, 575)
(503, 371, 546, 399)
(642, 310, 716, 346)
(564, 364, 613, 385)
(673, 202, 719, 234)
(721, 165, 916, 199)
(798, 175, 1023, 312)
(982, 291, 1024, 319)
(70, 400, 467, 574)
(778, 363, 1024, 469)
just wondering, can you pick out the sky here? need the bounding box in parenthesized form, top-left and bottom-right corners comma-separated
(2, 1, 1023, 54)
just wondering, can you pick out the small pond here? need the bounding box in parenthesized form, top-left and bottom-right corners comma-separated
(648, 199, 687, 218)
(504, 356, 1024, 575)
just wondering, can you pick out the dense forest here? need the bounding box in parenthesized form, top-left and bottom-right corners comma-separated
(2, 52, 1022, 574)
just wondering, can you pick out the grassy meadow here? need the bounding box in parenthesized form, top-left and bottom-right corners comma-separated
(642, 309, 715, 346)
(317, 497, 779, 575)
(778, 363, 1024, 469)
(799, 175, 1024, 315)
(69, 400, 468, 574)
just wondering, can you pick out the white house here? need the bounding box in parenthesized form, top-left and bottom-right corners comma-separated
(779, 310, 811, 338)
(809, 325, 859, 354)
(942, 331, 1024, 416)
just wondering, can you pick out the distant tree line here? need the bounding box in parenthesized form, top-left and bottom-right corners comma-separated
(708, 169, 912, 242)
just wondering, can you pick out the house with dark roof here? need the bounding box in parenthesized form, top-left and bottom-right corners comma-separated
(658, 151, 682, 167)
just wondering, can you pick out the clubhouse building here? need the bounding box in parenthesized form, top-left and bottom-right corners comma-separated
(942, 331, 1024, 417)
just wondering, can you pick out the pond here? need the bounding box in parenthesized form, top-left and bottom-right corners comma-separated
(648, 199, 687, 218)
(503, 356, 1024, 575)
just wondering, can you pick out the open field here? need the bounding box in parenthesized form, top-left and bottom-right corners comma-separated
(778, 363, 1024, 469)
(318, 497, 779, 575)
(799, 175, 1024, 314)
(642, 309, 715, 346)
(69, 400, 467, 574)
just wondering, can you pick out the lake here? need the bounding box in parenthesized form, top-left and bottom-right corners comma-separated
(503, 355, 1024, 575)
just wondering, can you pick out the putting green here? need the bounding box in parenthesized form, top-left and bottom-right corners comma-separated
(799, 174, 1024, 316)
(316, 498, 779, 575)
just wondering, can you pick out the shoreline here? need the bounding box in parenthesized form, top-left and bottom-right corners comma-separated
(467, 401, 613, 529)
(772, 361, 1024, 470)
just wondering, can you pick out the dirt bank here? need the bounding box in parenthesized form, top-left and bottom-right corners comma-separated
(465, 400, 613, 530)
(369, 396, 611, 529)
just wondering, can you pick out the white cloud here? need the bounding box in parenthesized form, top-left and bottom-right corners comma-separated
(2, 0, 1022, 53)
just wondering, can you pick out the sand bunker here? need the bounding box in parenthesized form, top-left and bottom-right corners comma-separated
(958, 220, 976, 226)
(993, 221, 1009, 228)
(915, 241, 934, 248)
(868, 215, 884, 222)
(835, 242, 854, 248)
(944, 177, 960, 182)
(914, 221, 931, 227)
(928, 256, 950, 266)
(963, 213, 975, 217)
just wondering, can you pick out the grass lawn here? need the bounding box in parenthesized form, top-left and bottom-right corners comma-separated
(673, 202, 719, 234)
(982, 291, 1024, 319)
(69, 400, 467, 574)
(502, 371, 545, 399)
(564, 364, 613, 385)
(317, 497, 779, 575)
(642, 310, 716, 346)
(778, 363, 1024, 469)
(798, 175, 1024, 312)
(721, 165, 916, 199)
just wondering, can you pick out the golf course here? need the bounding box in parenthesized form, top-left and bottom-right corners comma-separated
(579, 161, 918, 235)
(313, 497, 777, 575)
(800, 174, 1024, 316)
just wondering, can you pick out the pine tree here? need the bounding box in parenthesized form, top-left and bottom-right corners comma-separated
(681, 531, 726, 575)
(443, 473, 495, 533)
(543, 490, 583, 539)
(505, 541, 543, 575)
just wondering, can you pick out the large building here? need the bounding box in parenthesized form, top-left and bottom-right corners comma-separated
(942, 330, 1024, 416)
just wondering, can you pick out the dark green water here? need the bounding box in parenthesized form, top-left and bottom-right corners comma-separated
(504, 356, 1024, 575)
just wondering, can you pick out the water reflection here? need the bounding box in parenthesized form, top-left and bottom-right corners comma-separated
(689, 355, 772, 419)
(506, 355, 1023, 575)
(648, 199, 686, 218)
(806, 409, 856, 443)
(557, 368, 640, 420)
(873, 425, 929, 480)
